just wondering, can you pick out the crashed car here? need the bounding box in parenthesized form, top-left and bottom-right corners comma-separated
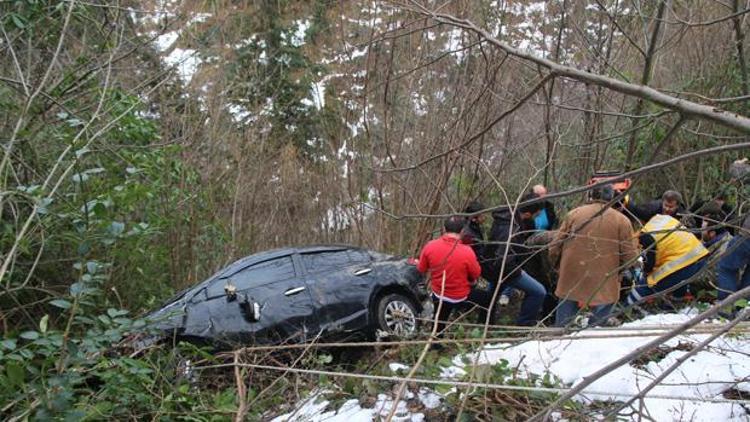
(147, 245, 427, 346)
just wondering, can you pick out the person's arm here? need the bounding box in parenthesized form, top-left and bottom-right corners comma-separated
(526, 230, 556, 246)
(638, 233, 657, 274)
(500, 225, 523, 276)
(548, 213, 571, 267)
(488, 221, 519, 279)
(618, 218, 639, 266)
(466, 249, 481, 283)
(416, 246, 429, 274)
(466, 232, 487, 264)
(628, 200, 659, 222)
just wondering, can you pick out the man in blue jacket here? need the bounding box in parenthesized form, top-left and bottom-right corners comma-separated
(716, 159, 750, 310)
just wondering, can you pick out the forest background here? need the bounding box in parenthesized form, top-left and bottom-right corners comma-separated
(1, 0, 749, 419)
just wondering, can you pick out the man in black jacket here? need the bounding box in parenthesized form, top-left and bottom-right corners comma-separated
(485, 195, 546, 326)
(627, 190, 686, 222)
(529, 185, 560, 318)
(462, 201, 494, 279)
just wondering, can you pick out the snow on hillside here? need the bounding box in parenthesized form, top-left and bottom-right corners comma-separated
(271, 310, 750, 421)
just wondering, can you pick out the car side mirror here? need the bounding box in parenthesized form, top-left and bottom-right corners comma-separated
(239, 293, 261, 322)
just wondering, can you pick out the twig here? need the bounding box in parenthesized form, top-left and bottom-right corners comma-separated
(234, 351, 248, 422)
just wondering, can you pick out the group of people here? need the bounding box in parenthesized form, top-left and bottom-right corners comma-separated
(416, 159, 750, 337)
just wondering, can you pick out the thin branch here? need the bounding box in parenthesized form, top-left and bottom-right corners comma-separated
(668, 3, 750, 27)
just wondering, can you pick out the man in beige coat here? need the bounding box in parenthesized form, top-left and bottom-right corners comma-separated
(549, 184, 639, 326)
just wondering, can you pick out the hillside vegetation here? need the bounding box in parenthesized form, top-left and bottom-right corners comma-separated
(1, 0, 749, 420)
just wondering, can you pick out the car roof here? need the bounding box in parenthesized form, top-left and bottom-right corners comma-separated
(159, 244, 379, 306)
(217, 244, 361, 279)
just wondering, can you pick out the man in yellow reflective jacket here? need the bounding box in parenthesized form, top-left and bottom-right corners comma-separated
(626, 214, 709, 305)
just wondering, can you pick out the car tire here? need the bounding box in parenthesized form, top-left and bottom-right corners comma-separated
(375, 293, 419, 337)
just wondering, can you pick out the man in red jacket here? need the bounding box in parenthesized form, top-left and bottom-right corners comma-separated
(417, 216, 492, 343)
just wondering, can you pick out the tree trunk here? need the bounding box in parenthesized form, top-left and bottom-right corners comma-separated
(625, 0, 668, 169)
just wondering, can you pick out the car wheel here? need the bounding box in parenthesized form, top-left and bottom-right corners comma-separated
(376, 293, 418, 337)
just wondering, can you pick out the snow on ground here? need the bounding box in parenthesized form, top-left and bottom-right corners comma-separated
(271, 390, 425, 422)
(389, 362, 410, 373)
(272, 310, 750, 421)
(452, 309, 750, 421)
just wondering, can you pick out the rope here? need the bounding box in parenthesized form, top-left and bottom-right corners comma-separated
(413, 317, 750, 332)
(195, 361, 750, 406)
(229, 326, 750, 353)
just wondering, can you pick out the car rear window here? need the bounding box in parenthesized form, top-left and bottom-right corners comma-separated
(347, 249, 371, 264)
(302, 250, 355, 273)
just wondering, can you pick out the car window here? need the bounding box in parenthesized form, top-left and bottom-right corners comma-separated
(207, 256, 296, 297)
(348, 249, 371, 264)
(302, 250, 354, 274)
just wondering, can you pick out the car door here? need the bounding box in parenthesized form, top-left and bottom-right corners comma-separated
(183, 255, 318, 344)
(300, 249, 375, 332)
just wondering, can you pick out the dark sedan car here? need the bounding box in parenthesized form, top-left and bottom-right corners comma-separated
(147, 245, 427, 345)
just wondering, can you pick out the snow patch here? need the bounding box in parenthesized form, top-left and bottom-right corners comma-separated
(417, 388, 442, 409)
(227, 104, 251, 123)
(389, 363, 410, 373)
(154, 31, 179, 52)
(444, 28, 465, 62)
(320, 44, 368, 64)
(270, 390, 332, 422)
(188, 13, 211, 25)
(282, 19, 310, 48)
(163, 48, 201, 83)
(373, 393, 424, 421)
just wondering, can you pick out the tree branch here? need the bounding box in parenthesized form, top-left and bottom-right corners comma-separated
(398, 2, 750, 134)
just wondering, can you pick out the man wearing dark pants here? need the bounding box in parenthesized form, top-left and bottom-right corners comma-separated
(716, 159, 750, 313)
(417, 216, 493, 344)
(486, 196, 547, 326)
(550, 185, 639, 327)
